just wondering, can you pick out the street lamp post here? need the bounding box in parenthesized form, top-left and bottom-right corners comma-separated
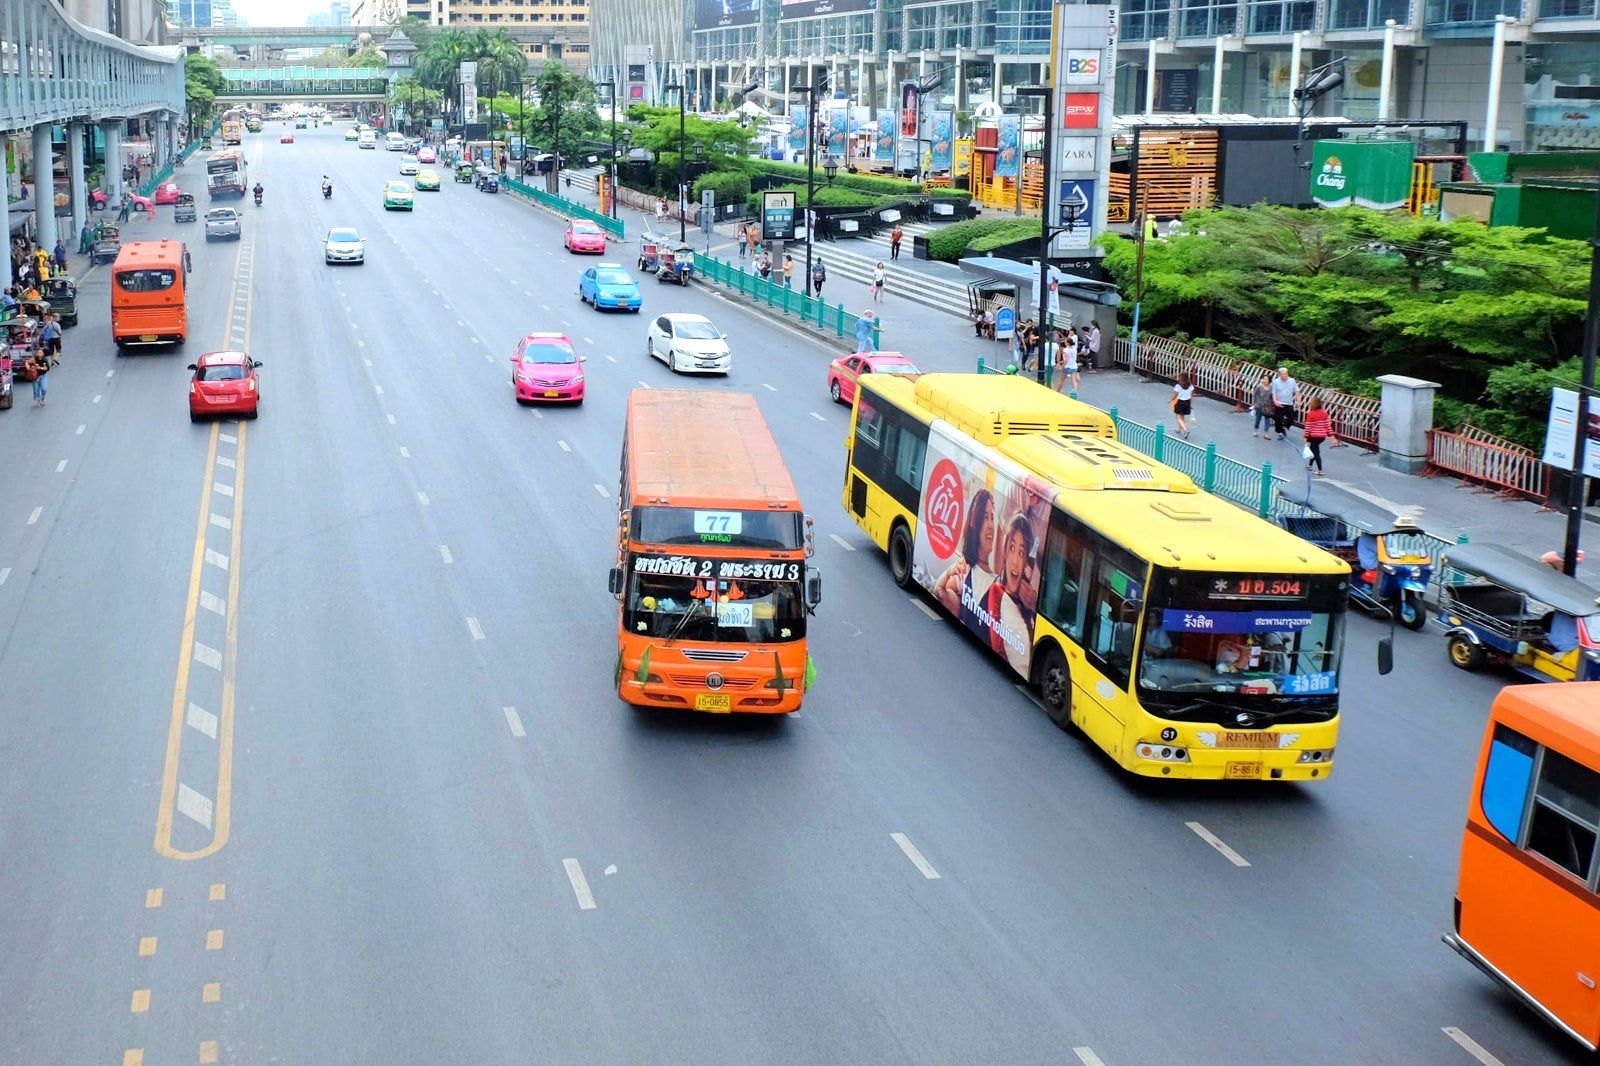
(664, 83, 687, 243)
(792, 75, 828, 294)
(596, 79, 619, 218)
(1015, 86, 1077, 386)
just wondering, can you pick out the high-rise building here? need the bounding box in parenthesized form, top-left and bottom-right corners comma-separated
(402, 1, 590, 69)
(330, 2, 353, 25)
(307, 13, 333, 26)
(169, 0, 215, 27)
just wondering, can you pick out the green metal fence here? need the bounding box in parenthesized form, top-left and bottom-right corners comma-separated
(693, 254, 881, 350)
(502, 177, 623, 239)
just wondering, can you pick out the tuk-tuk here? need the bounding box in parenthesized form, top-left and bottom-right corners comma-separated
(1438, 542, 1600, 683)
(90, 222, 121, 265)
(174, 193, 197, 223)
(476, 171, 500, 193)
(1275, 480, 1433, 630)
(637, 239, 661, 273)
(40, 275, 78, 327)
(657, 245, 694, 285)
(455, 162, 474, 184)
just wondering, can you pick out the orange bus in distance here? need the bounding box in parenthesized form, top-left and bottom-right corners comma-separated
(1445, 683, 1600, 1051)
(609, 389, 821, 713)
(111, 240, 189, 347)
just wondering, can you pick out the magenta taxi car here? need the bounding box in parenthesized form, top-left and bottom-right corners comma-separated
(827, 351, 922, 405)
(564, 220, 606, 254)
(511, 332, 586, 405)
(153, 181, 182, 204)
(417, 146, 437, 164)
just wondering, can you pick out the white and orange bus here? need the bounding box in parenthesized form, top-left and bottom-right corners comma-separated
(609, 390, 822, 713)
(1445, 683, 1600, 1051)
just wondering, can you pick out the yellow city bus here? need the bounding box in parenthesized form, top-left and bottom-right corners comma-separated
(609, 390, 822, 714)
(1445, 683, 1600, 1051)
(844, 373, 1351, 780)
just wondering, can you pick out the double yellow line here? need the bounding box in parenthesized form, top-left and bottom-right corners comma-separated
(153, 235, 251, 861)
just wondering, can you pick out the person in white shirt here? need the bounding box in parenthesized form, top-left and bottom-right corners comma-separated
(1055, 329, 1080, 394)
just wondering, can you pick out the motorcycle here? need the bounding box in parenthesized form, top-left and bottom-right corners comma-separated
(322, 183, 332, 200)
(253, 188, 264, 206)
(1275, 480, 1434, 630)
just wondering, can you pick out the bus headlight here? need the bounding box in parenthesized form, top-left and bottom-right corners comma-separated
(1135, 743, 1189, 763)
(1296, 748, 1335, 763)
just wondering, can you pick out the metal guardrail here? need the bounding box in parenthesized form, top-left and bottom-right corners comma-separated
(693, 254, 882, 350)
(1424, 424, 1551, 502)
(501, 177, 624, 239)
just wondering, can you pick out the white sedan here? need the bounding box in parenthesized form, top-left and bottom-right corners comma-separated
(323, 226, 365, 264)
(398, 155, 419, 175)
(646, 313, 731, 375)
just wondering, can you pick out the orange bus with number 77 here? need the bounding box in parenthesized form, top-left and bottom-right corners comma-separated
(608, 389, 822, 713)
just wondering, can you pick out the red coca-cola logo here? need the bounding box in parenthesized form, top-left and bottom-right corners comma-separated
(923, 459, 964, 560)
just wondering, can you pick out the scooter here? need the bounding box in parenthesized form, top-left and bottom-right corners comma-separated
(254, 190, 264, 207)
(322, 183, 332, 200)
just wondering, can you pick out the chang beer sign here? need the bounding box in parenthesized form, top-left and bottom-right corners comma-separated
(1310, 140, 1415, 210)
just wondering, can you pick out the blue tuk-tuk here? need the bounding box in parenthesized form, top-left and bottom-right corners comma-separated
(1438, 542, 1600, 683)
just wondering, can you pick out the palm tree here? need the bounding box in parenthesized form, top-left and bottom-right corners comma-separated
(471, 28, 528, 110)
(414, 28, 472, 120)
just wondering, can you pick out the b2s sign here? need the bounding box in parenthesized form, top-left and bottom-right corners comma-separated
(1065, 50, 1101, 85)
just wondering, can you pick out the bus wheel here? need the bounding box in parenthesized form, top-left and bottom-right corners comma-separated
(1037, 647, 1072, 730)
(1447, 635, 1483, 671)
(889, 523, 914, 588)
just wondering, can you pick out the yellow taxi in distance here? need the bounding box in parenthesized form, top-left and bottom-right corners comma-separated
(383, 181, 414, 211)
(344, 127, 360, 141)
(415, 169, 441, 191)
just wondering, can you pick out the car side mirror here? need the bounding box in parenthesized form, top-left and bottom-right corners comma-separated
(186, 363, 197, 370)
(580, 355, 588, 362)
(251, 360, 263, 368)
(607, 567, 624, 596)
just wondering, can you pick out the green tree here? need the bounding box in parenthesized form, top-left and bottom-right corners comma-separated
(184, 53, 226, 139)
(346, 45, 387, 69)
(624, 104, 759, 171)
(468, 29, 528, 108)
(414, 28, 473, 117)
(389, 77, 444, 122)
(524, 61, 601, 163)
(391, 15, 437, 52)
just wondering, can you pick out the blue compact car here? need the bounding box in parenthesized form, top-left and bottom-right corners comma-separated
(578, 263, 643, 313)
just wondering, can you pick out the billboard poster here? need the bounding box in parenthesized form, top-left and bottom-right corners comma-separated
(995, 114, 1020, 178)
(827, 107, 847, 157)
(900, 82, 919, 138)
(1065, 50, 1102, 86)
(1309, 140, 1415, 210)
(1062, 93, 1099, 129)
(780, 0, 875, 18)
(1058, 179, 1096, 248)
(930, 111, 953, 171)
(761, 190, 797, 241)
(788, 105, 807, 154)
(695, 0, 760, 29)
(911, 423, 1055, 679)
(460, 61, 478, 124)
(1058, 137, 1096, 171)
(875, 113, 895, 163)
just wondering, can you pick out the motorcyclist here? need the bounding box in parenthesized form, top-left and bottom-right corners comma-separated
(321, 176, 332, 199)
(253, 182, 264, 205)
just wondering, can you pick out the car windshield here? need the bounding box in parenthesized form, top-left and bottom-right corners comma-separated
(403, 156, 417, 163)
(387, 184, 409, 193)
(596, 271, 632, 286)
(197, 364, 246, 382)
(328, 229, 359, 242)
(115, 269, 176, 292)
(526, 343, 577, 365)
(206, 210, 237, 221)
(623, 572, 807, 644)
(673, 319, 720, 340)
(574, 223, 600, 234)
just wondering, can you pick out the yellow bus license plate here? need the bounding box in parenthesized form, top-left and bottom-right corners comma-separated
(1225, 762, 1263, 780)
(694, 694, 732, 713)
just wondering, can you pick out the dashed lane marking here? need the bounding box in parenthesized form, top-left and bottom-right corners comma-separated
(556, 440, 571, 452)
(204, 549, 229, 571)
(417, 491, 430, 507)
(810, 412, 827, 421)
(467, 617, 485, 641)
(198, 591, 226, 616)
(176, 784, 214, 829)
(890, 832, 941, 880)
(192, 642, 223, 671)
(56, 457, 68, 470)
(1441, 1028, 1505, 1066)
(215, 456, 235, 468)
(502, 706, 526, 738)
(387, 414, 396, 424)
(209, 513, 232, 531)
(0, 567, 10, 585)
(76, 424, 84, 435)
(439, 545, 453, 565)
(187, 703, 218, 739)
(593, 484, 610, 498)
(910, 597, 940, 621)
(1186, 821, 1251, 868)
(1074, 1049, 1108, 1066)
(212, 482, 233, 498)
(829, 534, 855, 552)
(27, 507, 42, 525)
(93, 395, 102, 403)
(399, 446, 410, 458)
(563, 858, 597, 910)
(106, 370, 114, 378)
(761, 383, 777, 392)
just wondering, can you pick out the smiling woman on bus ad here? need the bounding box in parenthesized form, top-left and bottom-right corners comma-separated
(988, 512, 1038, 673)
(934, 487, 996, 624)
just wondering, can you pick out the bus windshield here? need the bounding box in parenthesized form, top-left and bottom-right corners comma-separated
(1137, 569, 1346, 710)
(624, 570, 806, 644)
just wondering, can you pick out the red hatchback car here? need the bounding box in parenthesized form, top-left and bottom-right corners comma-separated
(827, 351, 922, 406)
(188, 351, 262, 421)
(153, 181, 182, 204)
(564, 220, 607, 254)
(511, 333, 585, 404)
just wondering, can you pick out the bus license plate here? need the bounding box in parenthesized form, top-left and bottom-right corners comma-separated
(140, 334, 158, 342)
(694, 694, 732, 713)
(1225, 762, 1263, 780)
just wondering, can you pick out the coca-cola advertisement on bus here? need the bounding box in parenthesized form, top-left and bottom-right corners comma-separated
(911, 423, 1054, 679)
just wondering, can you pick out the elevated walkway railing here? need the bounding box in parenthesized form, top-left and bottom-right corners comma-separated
(502, 177, 623, 239)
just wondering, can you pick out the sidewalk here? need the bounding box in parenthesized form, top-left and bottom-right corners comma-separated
(555, 170, 1580, 566)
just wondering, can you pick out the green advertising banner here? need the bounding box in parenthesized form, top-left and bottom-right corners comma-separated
(1310, 140, 1415, 210)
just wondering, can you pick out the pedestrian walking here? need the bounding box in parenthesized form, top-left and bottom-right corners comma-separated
(1269, 367, 1300, 439)
(782, 253, 794, 289)
(1086, 319, 1101, 372)
(41, 314, 62, 366)
(1170, 371, 1195, 438)
(890, 223, 904, 261)
(78, 222, 94, 256)
(1250, 374, 1274, 437)
(655, 197, 668, 227)
(811, 256, 826, 298)
(52, 239, 67, 274)
(25, 350, 48, 406)
(871, 261, 886, 303)
(855, 309, 876, 353)
(1055, 328, 1080, 394)
(116, 198, 132, 222)
(746, 225, 759, 259)
(736, 223, 748, 258)
(1302, 397, 1334, 476)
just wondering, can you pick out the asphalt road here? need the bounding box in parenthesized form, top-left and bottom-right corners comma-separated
(0, 125, 1583, 1066)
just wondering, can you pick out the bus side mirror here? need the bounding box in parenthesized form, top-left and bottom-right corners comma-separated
(608, 567, 623, 596)
(1377, 637, 1394, 676)
(805, 572, 823, 609)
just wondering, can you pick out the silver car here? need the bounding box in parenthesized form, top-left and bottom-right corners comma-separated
(204, 207, 242, 242)
(323, 226, 365, 265)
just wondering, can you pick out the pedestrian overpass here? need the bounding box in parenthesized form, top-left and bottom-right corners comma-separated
(215, 66, 391, 103)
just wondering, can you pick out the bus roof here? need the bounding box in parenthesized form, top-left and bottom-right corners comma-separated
(866, 372, 1116, 445)
(999, 432, 1347, 574)
(625, 390, 799, 510)
(113, 240, 187, 270)
(1492, 683, 1600, 757)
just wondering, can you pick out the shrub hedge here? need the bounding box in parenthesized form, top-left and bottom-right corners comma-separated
(925, 218, 1038, 263)
(693, 169, 752, 207)
(966, 220, 1046, 254)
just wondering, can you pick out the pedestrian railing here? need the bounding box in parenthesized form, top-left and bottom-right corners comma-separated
(1424, 424, 1551, 503)
(692, 253, 881, 350)
(502, 177, 624, 239)
(1113, 335, 1382, 450)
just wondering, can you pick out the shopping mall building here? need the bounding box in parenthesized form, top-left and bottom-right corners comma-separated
(589, 0, 1599, 152)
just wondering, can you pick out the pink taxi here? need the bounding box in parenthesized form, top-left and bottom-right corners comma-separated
(511, 332, 586, 405)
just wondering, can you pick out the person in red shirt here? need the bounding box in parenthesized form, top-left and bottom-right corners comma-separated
(1303, 397, 1334, 475)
